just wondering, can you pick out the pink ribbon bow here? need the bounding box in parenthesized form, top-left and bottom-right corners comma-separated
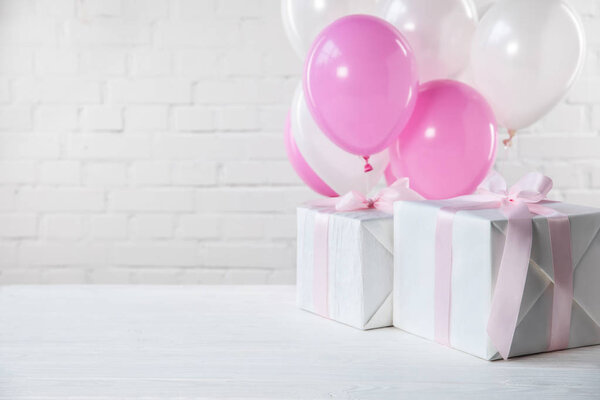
(434, 171, 573, 359)
(311, 178, 423, 214)
(310, 178, 422, 318)
(476, 170, 554, 208)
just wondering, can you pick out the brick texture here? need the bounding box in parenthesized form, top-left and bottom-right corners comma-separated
(0, 0, 597, 284)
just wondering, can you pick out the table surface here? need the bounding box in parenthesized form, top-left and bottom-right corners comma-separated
(0, 285, 599, 400)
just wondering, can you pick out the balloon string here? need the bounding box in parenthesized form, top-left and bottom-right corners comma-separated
(503, 129, 517, 148)
(363, 156, 373, 173)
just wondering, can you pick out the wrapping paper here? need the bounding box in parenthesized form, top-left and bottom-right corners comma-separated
(394, 200, 600, 360)
(297, 206, 393, 330)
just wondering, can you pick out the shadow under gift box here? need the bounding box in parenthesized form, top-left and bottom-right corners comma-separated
(394, 200, 600, 360)
(296, 206, 394, 330)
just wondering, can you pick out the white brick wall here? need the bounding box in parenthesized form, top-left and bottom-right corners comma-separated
(0, 0, 597, 284)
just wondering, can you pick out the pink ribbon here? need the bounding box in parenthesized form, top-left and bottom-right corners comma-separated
(434, 171, 573, 359)
(310, 179, 423, 318)
(311, 178, 424, 214)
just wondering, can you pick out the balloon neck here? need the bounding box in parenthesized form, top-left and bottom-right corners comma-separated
(503, 129, 517, 148)
(363, 156, 373, 173)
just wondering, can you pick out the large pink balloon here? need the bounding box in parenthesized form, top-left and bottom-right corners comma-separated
(390, 80, 497, 200)
(303, 15, 418, 157)
(284, 113, 338, 198)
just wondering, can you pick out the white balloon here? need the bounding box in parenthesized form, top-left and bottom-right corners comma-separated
(474, 0, 496, 17)
(378, 0, 478, 82)
(281, 0, 379, 59)
(290, 84, 388, 195)
(471, 0, 586, 131)
(348, 0, 381, 15)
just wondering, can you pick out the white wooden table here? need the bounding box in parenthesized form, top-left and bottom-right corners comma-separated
(0, 286, 599, 399)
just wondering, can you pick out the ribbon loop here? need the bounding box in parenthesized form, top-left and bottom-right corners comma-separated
(335, 191, 369, 212)
(477, 170, 508, 195)
(509, 172, 553, 203)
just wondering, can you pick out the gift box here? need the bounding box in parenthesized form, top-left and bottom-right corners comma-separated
(296, 206, 394, 329)
(393, 173, 600, 360)
(297, 181, 422, 329)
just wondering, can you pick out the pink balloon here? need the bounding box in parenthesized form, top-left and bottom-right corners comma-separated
(390, 80, 497, 200)
(303, 15, 418, 157)
(284, 113, 338, 198)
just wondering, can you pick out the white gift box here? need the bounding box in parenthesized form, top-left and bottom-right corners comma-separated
(394, 200, 600, 360)
(296, 206, 394, 330)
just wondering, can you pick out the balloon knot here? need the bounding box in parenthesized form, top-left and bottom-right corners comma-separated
(363, 156, 373, 173)
(503, 129, 517, 149)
